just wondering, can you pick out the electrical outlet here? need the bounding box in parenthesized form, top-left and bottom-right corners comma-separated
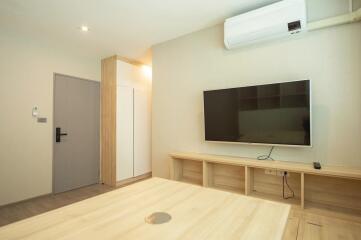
(265, 169, 290, 177)
(277, 171, 290, 177)
(265, 169, 277, 175)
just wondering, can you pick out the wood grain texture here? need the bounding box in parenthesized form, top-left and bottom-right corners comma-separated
(181, 159, 203, 185)
(282, 214, 300, 240)
(304, 174, 361, 215)
(245, 166, 254, 195)
(116, 55, 143, 66)
(0, 184, 114, 227)
(301, 173, 305, 209)
(116, 172, 152, 187)
(1, 179, 360, 240)
(202, 161, 209, 187)
(252, 168, 301, 202)
(283, 208, 361, 240)
(170, 152, 361, 215)
(101, 56, 117, 186)
(170, 152, 361, 180)
(0, 178, 290, 240)
(170, 158, 182, 181)
(209, 163, 245, 194)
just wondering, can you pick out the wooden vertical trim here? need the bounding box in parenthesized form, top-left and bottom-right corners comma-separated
(101, 56, 117, 186)
(203, 161, 208, 187)
(207, 163, 214, 187)
(170, 158, 182, 181)
(301, 172, 305, 209)
(170, 158, 175, 180)
(245, 166, 254, 195)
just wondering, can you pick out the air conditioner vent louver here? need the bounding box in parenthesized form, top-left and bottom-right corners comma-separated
(288, 20, 302, 32)
(224, 0, 307, 49)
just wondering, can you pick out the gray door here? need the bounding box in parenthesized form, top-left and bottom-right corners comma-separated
(53, 74, 100, 193)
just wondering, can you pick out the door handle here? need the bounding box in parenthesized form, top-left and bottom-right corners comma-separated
(56, 127, 68, 142)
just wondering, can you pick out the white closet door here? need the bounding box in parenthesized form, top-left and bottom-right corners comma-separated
(116, 86, 134, 181)
(134, 89, 151, 176)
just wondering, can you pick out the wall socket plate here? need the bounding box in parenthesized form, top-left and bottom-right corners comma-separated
(264, 169, 290, 177)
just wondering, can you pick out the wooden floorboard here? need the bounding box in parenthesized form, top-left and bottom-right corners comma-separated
(1, 181, 361, 240)
(283, 207, 361, 240)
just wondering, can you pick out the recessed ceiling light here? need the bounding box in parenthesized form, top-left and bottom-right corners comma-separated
(80, 25, 89, 32)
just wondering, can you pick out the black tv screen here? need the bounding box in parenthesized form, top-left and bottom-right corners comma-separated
(203, 80, 311, 146)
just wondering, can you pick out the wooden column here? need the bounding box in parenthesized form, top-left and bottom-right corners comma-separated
(202, 161, 208, 187)
(245, 166, 254, 195)
(301, 172, 305, 209)
(170, 158, 183, 181)
(101, 56, 117, 187)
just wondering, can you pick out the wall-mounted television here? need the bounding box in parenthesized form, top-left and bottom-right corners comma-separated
(203, 80, 311, 147)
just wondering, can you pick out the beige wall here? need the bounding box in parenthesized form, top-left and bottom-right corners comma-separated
(152, 22, 361, 179)
(0, 33, 100, 206)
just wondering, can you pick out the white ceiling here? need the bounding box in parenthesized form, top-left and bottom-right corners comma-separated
(0, 0, 280, 63)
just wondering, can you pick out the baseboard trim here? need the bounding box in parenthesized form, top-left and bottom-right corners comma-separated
(116, 172, 152, 187)
(0, 192, 51, 208)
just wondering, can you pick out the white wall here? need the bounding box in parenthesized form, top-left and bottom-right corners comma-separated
(152, 22, 361, 178)
(0, 32, 100, 206)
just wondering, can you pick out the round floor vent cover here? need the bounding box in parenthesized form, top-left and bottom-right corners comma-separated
(145, 212, 172, 224)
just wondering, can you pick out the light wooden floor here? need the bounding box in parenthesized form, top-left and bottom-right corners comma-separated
(283, 207, 361, 240)
(1, 182, 360, 240)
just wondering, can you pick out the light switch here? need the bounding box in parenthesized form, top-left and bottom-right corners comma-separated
(32, 106, 39, 117)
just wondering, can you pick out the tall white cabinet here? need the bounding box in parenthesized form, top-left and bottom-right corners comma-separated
(116, 85, 134, 181)
(101, 56, 151, 186)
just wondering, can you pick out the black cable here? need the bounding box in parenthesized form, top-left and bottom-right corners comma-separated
(257, 146, 275, 160)
(257, 148, 294, 199)
(282, 172, 295, 199)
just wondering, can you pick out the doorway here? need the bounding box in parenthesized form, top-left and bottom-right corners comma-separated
(53, 74, 100, 193)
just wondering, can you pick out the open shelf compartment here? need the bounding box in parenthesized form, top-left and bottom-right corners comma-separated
(204, 162, 245, 194)
(171, 158, 203, 186)
(246, 167, 302, 206)
(304, 174, 361, 216)
(170, 152, 361, 218)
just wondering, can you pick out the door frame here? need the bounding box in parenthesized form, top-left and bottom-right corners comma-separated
(52, 73, 101, 194)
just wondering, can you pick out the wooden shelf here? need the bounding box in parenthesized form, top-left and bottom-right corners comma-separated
(170, 152, 361, 180)
(170, 152, 361, 216)
(180, 176, 202, 186)
(250, 191, 300, 206)
(205, 162, 245, 194)
(305, 201, 361, 218)
(170, 158, 203, 186)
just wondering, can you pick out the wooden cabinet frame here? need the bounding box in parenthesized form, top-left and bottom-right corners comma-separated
(101, 55, 151, 187)
(170, 152, 361, 216)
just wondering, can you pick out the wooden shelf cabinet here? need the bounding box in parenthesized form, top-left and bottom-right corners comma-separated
(170, 152, 361, 216)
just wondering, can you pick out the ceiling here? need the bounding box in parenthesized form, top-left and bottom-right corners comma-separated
(0, 0, 280, 63)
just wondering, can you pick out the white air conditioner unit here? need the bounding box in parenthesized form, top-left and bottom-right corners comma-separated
(224, 0, 307, 49)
